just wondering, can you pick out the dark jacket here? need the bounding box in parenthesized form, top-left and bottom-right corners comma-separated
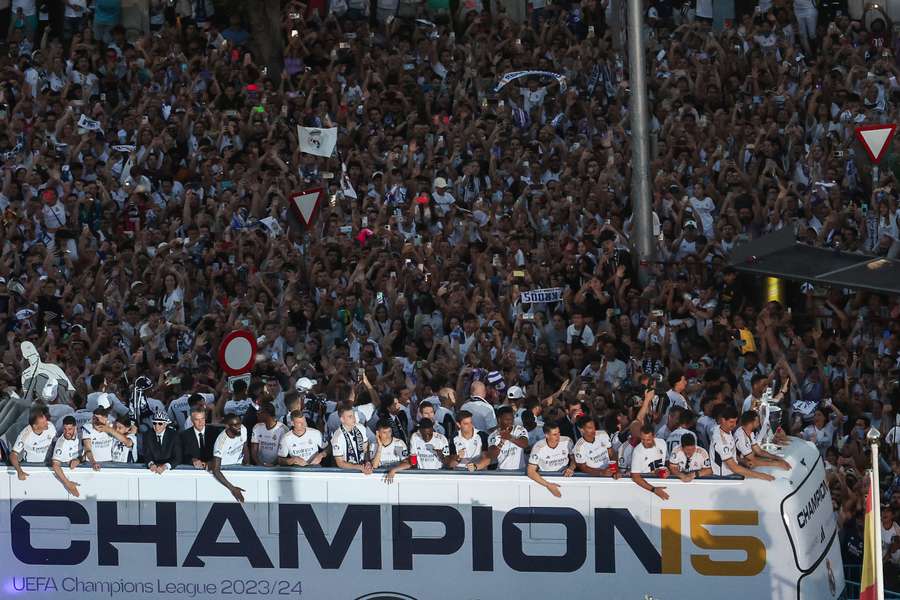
(179, 425, 221, 464)
(141, 427, 182, 468)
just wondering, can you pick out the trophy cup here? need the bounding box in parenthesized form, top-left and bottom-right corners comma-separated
(759, 385, 783, 454)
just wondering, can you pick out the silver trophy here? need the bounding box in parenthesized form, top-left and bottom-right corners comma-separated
(759, 386, 783, 454)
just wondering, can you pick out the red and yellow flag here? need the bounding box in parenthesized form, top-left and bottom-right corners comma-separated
(860, 473, 879, 600)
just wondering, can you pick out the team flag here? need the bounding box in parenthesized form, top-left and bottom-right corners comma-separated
(297, 126, 337, 157)
(860, 472, 880, 600)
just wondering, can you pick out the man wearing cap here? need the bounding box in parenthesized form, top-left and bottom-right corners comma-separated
(671, 219, 701, 260)
(431, 177, 455, 215)
(141, 410, 181, 474)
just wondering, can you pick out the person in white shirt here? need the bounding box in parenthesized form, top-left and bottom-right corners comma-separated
(217, 380, 253, 420)
(487, 406, 529, 471)
(665, 408, 697, 456)
(370, 418, 409, 469)
(110, 416, 139, 463)
(802, 405, 845, 458)
(668, 434, 713, 481)
(385, 418, 451, 482)
(527, 423, 575, 498)
(574, 416, 618, 477)
(250, 403, 287, 467)
(710, 406, 775, 481)
(663, 370, 689, 416)
(734, 410, 791, 471)
(431, 177, 456, 215)
(82, 407, 133, 469)
(630, 424, 670, 500)
(278, 410, 328, 467)
(210, 414, 249, 503)
(742, 373, 791, 446)
(11, 406, 57, 479)
(449, 411, 490, 472)
(331, 404, 372, 474)
(459, 381, 497, 431)
(565, 311, 595, 348)
(169, 391, 215, 431)
(50, 415, 82, 497)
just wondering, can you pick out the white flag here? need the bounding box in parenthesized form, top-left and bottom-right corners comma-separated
(297, 126, 337, 157)
(77, 114, 103, 133)
(340, 163, 357, 200)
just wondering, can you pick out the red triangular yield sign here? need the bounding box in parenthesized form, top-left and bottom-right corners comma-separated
(290, 188, 323, 226)
(855, 124, 897, 164)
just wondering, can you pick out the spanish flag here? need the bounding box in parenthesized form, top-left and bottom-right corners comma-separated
(860, 473, 880, 600)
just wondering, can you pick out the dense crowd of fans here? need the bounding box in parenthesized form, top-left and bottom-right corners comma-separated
(1, 0, 900, 588)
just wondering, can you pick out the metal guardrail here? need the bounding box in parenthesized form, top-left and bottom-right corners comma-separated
(844, 564, 900, 599)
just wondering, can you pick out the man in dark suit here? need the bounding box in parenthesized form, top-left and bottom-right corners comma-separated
(142, 411, 181, 473)
(179, 405, 220, 469)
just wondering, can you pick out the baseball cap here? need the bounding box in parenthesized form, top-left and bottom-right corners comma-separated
(684, 220, 697, 229)
(295, 377, 317, 392)
(507, 385, 525, 400)
(433, 177, 448, 189)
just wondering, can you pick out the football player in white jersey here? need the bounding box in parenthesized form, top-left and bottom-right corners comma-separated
(278, 411, 328, 467)
(250, 403, 287, 467)
(487, 406, 529, 471)
(574, 416, 618, 477)
(710, 406, 776, 481)
(449, 411, 490, 472)
(385, 418, 451, 482)
(50, 416, 82, 497)
(110, 416, 139, 463)
(331, 404, 373, 474)
(527, 423, 575, 498)
(82, 407, 133, 469)
(735, 410, 791, 471)
(630, 424, 670, 500)
(668, 433, 713, 481)
(370, 418, 409, 469)
(11, 406, 57, 479)
(210, 414, 249, 503)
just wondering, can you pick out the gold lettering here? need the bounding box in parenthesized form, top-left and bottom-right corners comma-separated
(660, 509, 681, 574)
(689, 510, 765, 576)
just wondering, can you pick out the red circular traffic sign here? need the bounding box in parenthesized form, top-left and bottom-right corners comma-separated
(218, 330, 257, 375)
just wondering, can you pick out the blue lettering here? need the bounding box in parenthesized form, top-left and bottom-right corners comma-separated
(278, 503, 381, 569)
(183, 504, 273, 568)
(97, 501, 177, 566)
(502, 507, 586, 572)
(595, 508, 661, 574)
(392, 505, 464, 570)
(11, 500, 90, 565)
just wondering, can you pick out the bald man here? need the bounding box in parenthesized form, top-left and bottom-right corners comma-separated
(460, 381, 496, 431)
